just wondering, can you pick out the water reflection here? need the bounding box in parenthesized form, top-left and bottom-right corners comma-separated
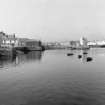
(0, 51, 43, 68)
(15, 51, 42, 65)
(82, 53, 88, 63)
(0, 55, 16, 68)
(0, 49, 105, 105)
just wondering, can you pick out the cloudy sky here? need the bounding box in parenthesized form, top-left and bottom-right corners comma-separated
(0, 0, 105, 41)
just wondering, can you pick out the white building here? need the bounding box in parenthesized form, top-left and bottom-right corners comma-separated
(96, 41, 105, 46)
(60, 42, 71, 47)
(0, 32, 17, 48)
(87, 41, 97, 46)
(87, 40, 105, 46)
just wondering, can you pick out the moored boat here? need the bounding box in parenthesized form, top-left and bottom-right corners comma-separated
(0, 47, 16, 57)
(27, 46, 43, 51)
(67, 53, 74, 56)
(71, 46, 90, 50)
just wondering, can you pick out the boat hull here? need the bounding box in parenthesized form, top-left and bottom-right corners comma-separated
(27, 46, 43, 51)
(0, 47, 16, 57)
(71, 46, 90, 50)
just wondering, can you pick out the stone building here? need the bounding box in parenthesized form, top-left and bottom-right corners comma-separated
(0, 32, 17, 48)
(25, 40, 42, 51)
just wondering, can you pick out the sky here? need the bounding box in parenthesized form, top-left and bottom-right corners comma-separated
(0, 0, 105, 41)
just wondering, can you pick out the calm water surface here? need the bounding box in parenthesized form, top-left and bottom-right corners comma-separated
(0, 48, 105, 105)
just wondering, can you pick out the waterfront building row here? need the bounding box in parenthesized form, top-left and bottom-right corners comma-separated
(44, 37, 89, 49)
(0, 31, 43, 51)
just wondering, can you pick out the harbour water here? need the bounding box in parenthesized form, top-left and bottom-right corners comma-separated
(0, 48, 105, 105)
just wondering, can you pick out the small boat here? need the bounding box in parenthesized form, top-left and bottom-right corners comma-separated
(83, 52, 88, 54)
(67, 53, 74, 56)
(86, 57, 93, 62)
(78, 55, 82, 59)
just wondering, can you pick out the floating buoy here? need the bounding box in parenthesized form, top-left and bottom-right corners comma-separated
(86, 57, 93, 62)
(67, 53, 74, 56)
(78, 55, 82, 59)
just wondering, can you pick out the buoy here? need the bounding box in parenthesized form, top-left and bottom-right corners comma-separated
(87, 57, 93, 62)
(67, 53, 74, 56)
(78, 55, 82, 59)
